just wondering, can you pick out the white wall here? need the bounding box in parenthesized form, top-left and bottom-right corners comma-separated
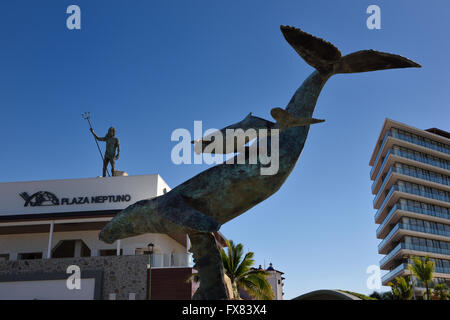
(0, 174, 162, 216)
(157, 175, 171, 196)
(267, 271, 284, 300)
(0, 278, 96, 300)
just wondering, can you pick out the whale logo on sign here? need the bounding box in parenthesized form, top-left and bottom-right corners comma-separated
(19, 191, 60, 207)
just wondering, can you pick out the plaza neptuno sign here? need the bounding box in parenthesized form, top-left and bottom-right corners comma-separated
(19, 191, 132, 207)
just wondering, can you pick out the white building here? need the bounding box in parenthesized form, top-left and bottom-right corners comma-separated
(0, 174, 227, 300)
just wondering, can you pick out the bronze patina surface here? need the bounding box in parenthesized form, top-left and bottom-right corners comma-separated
(99, 26, 420, 299)
(90, 126, 120, 177)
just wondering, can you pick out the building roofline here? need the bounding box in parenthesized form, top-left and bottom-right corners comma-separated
(0, 173, 161, 185)
(0, 210, 119, 222)
(369, 118, 450, 166)
(425, 128, 450, 139)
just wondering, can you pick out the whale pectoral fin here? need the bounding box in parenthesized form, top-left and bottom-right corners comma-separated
(336, 50, 421, 74)
(164, 193, 221, 233)
(271, 107, 325, 130)
(99, 193, 220, 244)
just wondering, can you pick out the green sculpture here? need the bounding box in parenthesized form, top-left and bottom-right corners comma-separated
(90, 127, 120, 177)
(99, 26, 420, 299)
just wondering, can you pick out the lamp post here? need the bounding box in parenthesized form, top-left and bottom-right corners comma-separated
(146, 243, 154, 300)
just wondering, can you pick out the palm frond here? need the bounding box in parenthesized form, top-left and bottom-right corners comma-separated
(220, 239, 274, 300)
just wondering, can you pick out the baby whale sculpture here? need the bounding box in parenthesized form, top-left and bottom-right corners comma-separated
(99, 25, 420, 299)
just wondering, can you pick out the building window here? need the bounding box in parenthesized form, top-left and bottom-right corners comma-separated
(18, 252, 43, 260)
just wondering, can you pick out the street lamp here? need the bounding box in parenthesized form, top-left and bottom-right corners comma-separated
(146, 243, 154, 300)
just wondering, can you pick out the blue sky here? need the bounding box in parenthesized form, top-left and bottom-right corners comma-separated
(1, 1, 449, 298)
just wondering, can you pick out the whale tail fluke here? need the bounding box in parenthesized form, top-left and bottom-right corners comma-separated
(280, 25, 421, 76)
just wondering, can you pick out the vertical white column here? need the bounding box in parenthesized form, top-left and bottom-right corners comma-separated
(74, 240, 82, 257)
(186, 234, 191, 266)
(116, 240, 121, 256)
(46, 221, 54, 259)
(91, 248, 98, 257)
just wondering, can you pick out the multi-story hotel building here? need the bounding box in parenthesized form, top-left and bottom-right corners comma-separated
(0, 174, 228, 300)
(369, 119, 450, 292)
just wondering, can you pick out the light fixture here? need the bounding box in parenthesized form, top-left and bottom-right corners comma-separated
(147, 243, 154, 254)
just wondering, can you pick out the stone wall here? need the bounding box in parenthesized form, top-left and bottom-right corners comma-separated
(0, 255, 150, 300)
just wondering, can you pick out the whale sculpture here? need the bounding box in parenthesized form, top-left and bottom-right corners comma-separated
(99, 25, 420, 299)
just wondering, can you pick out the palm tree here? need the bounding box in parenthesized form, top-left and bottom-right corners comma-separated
(387, 276, 413, 300)
(432, 283, 449, 300)
(220, 240, 274, 300)
(407, 255, 435, 300)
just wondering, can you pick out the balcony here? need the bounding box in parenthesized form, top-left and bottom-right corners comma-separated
(372, 150, 450, 194)
(372, 150, 392, 193)
(373, 167, 450, 207)
(381, 263, 408, 284)
(391, 148, 450, 172)
(381, 262, 450, 285)
(380, 242, 450, 268)
(376, 205, 399, 235)
(376, 203, 450, 237)
(370, 131, 450, 179)
(371, 132, 391, 178)
(378, 223, 450, 253)
(380, 242, 403, 267)
(391, 131, 450, 156)
(373, 168, 394, 206)
(375, 185, 450, 223)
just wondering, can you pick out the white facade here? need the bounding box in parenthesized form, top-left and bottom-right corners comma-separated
(0, 174, 190, 264)
(0, 174, 169, 216)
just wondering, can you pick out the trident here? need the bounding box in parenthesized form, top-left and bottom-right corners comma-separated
(82, 112, 111, 177)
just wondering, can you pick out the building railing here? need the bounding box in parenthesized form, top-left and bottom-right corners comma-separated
(376, 203, 450, 236)
(150, 253, 193, 268)
(381, 262, 450, 284)
(380, 242, 450, 267)
(4, 252, 194, 268)
(373, 167, 450, 206)
(372, 149, 392, 191)
(391, 148, 450, 172)
(378, 224, 401, 251)
(381, 263, 408, 283)
(375, 185, 450, 222)
(413, 277, 450, 289)
(394, 167, 450, 187)
(372, 154, 450, 194)
(378, 223, 450, 252)
(371, 130, 450, 179)
(373, 168, 394, 205)
(376, 204, 398, 232)
(390, 131, 450, 155)
(380, 242, 403, 267)
(371, 132, 390, 177)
